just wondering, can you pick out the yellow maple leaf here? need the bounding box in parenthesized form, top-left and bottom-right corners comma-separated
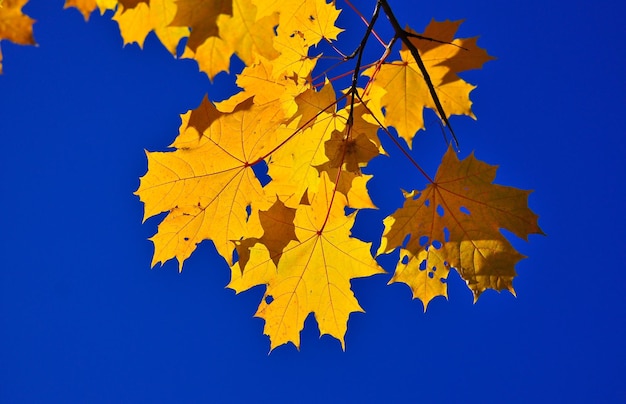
(363, 19, 495, 146)
(255, 0, 343, 46)
(113, 0, 188, 55)
(379, 147, 543, 308)
(0, 0, 35, 73)
(135, 99, 291, 269)
(229, 172, 385, 350)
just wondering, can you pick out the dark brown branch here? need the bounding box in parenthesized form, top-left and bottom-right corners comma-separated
(379, 0, 460, 150)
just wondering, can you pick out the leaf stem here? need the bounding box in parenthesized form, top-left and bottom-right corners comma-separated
(343, 0, 385, 47)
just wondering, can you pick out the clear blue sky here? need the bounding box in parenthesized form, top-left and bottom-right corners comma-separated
(1, 0, 625, 402)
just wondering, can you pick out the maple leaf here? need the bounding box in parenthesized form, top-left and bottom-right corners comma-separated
(135, 98, 297, 269)
(256, 0, 343, 46)
(113, 0, 188, 55)
(379, 147, 544, 308)
(229, 173, 385, 350)
(0, 0, 36, 73)
(363, 19, 495, 146)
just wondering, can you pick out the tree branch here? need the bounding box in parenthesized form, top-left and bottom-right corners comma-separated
(379, 0, 460, 150)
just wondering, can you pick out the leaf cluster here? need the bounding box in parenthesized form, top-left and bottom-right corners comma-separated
(4, 0, 543, 351)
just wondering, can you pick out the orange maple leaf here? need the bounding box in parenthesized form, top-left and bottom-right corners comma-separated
(64, 0, 97, 20)
(0, 0, 36, 73)
(379, 147, 544, 308)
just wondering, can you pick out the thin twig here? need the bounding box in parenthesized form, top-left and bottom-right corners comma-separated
(344, 0, 386, 46)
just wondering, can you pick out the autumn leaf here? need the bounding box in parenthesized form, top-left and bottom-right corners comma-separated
(257, 0, 343, 46)
(135, 98, 297, 268)
(0, 0, 36, 73)
(363, 19, 495, 146)
(113, 0, 188, 55)
(379, 147, 544, 308)
(229, 173, 385, 350)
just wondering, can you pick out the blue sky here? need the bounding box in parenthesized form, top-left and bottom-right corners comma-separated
(1, 0, 625, 402)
